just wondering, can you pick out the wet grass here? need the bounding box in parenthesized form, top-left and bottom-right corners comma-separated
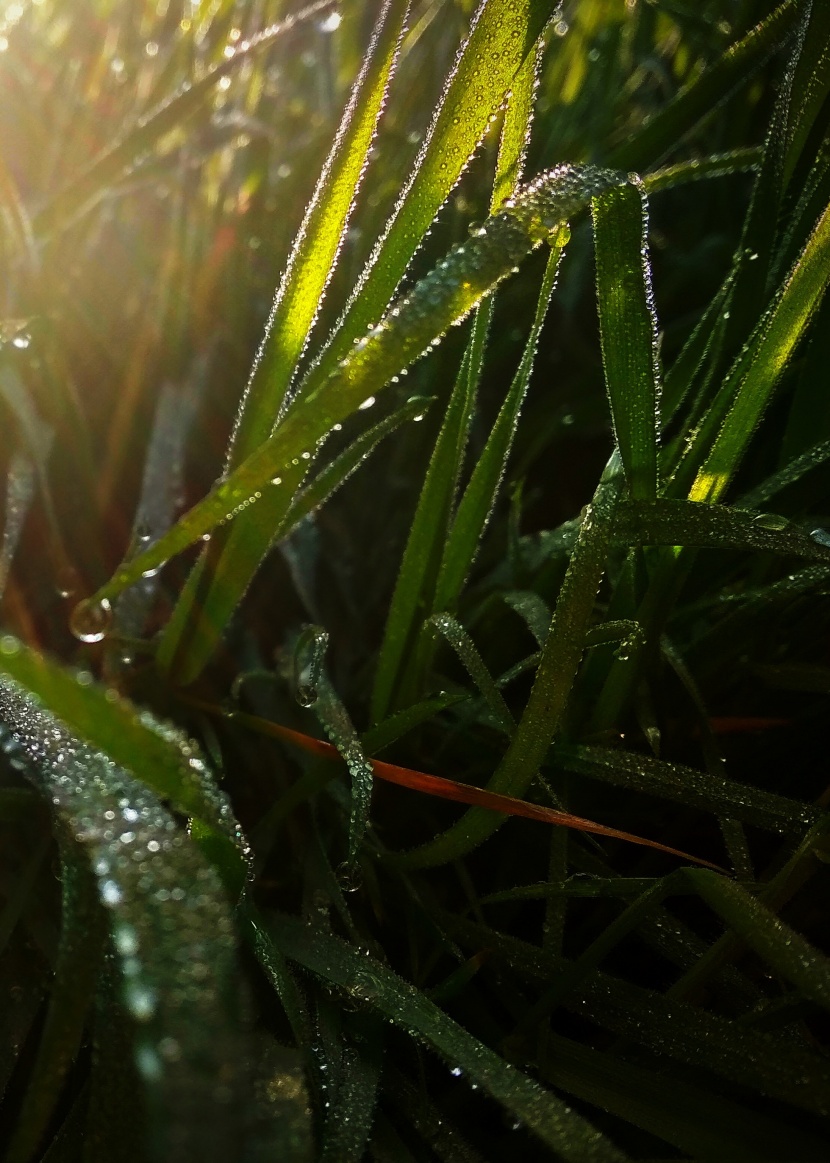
(2, 1, 830, 1159)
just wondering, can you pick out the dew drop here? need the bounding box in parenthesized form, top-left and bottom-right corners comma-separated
(335, 861, 363, 894)
(358, 396, 376, 411)
(752, 512, 788, 531)
(810, 528, 830, 548)
(70, 597, 113, 644)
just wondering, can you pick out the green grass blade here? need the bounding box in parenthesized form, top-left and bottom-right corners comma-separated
(688, 868, 830, 1013)
(426, 613, 514, 735)
(295, 0, 554, 396)
(0, 676, 248, 1159)
(370, 310, 490, 722)
(432, 236, 564, 615)
(689, 196, 830, 504)
(370, 41, 540, 720)
(92, 166, 625, 608)
(553, 743, 818, 834)
(230, 0, 411, 466)
(611, 497, 830, 561)
(592, 179, 660, 500)
(0, 644, 247, 893)
(295, 627, 374, 867)
(259, 910, 629, 1162)
(319, 1019, 384, 1163)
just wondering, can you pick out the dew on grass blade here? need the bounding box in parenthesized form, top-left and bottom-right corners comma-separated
(70, 597, 113, 644)
(810, 528, 830, 547)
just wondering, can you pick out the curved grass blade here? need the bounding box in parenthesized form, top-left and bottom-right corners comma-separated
(295, 627, 374, 868)
(254, 910, 629, 1162)
(592, 179, 660, 500)
(394, 468, 624, 868)
(553, 743, 818, 834)
(319, 1019, 384, 1163)
(0, 675, 248, 1161)
(91, 166, 626, 607)
(0, 640, 248, 893)
(33, 2, 337, 237)
(426, 613, 514, 735)
(296, 0, 554, 398)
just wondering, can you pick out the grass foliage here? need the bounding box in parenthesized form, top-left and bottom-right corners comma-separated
(2, 0, 830, 1159)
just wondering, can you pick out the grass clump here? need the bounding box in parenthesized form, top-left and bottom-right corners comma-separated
(1, 1, 830, 1159)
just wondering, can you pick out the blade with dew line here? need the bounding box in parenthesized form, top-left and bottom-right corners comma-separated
(88, 165, 627, 610)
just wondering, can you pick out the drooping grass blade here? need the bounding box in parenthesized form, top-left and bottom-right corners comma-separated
(90, 166, 626, 606)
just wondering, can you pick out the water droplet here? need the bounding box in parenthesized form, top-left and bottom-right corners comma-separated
(318, 10, 341, 32)
(811, 528, 830, 548)
(752, 512, 788, 531)
(336, 862, 363, 893)
(271, 476, 282, 485)
(70, 597, 112, 643)
(0, 635, 21, 656)
(450, 1066, 463, 1077)
(358, 396, 376, 411)
(295, 684, 318, 708)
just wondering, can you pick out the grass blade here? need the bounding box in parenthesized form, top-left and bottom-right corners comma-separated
(592, 179, 660, 500)
(432, 235, 565, 615)
(689, 196, 830, 504)
(0, 642, 247, 892)
(0, 675, 248, 1160)
(256, 909, 629, 1163)
(91, 166, 626, 606)
(395, 468, 623, 868)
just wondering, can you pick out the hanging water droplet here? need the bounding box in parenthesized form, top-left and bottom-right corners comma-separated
(295, 683, 318, 709)
(70, 597, 113, 644)
(336, 862, 363, 893)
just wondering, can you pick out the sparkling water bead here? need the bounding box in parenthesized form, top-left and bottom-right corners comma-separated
(70, 597, 113, 644)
